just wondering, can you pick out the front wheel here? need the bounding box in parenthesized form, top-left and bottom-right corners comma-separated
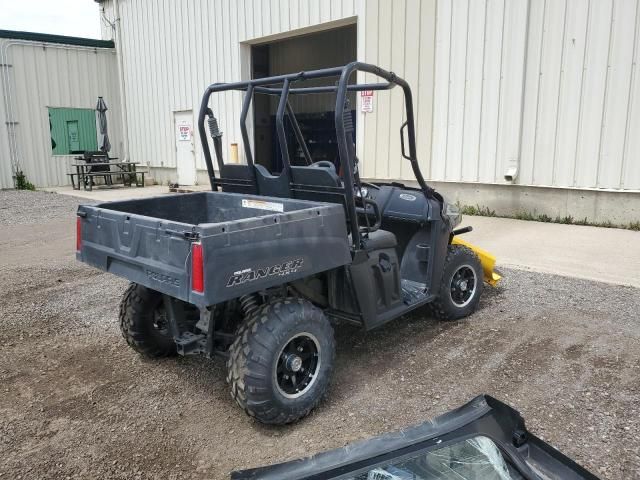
(226, 297, 336, 425)
(429, 245, 483, 321)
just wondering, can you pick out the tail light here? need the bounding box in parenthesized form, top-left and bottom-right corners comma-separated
(191, 242, 204, 293)
(76, 217, 82, 251)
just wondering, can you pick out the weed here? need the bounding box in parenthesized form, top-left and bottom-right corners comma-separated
(15, 171, 35, 190)
(458, 203, 496, 217)
(458, 203, 637, 231)
(515, 211, 536, 221)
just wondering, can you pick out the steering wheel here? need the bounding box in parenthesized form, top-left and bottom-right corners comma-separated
(360, 181, 380, 191)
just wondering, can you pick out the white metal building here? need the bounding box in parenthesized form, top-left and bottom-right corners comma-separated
(96, 0, 639, 222)
(3, 1, 639, 223)
(0, 30, 123, 189)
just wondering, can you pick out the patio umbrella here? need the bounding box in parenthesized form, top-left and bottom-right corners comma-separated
(96, 96, 111, 153)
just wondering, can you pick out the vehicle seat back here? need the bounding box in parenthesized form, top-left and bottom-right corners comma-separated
(254, 164, 290, 197)
(290, 165, 345, 205)
(217, 164, 257, 194)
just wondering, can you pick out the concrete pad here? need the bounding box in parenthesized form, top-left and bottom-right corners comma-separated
(37, 187, 640, 288)
(45, 185, 210, 202)
(463, 215, 640, 288)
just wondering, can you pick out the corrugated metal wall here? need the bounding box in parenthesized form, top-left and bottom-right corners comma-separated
(0, 41, 122, 188)
(101, 0, 363, 174)
(428, 0, 640, 190)
(358, 0, 438, 183)
(102, 0, 639, 191)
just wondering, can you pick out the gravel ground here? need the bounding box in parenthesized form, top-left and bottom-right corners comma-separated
(0, 190, 94, 226)
(0, 191, 639, 479)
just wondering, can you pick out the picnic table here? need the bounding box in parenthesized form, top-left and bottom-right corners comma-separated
(68, 159, 145, 191)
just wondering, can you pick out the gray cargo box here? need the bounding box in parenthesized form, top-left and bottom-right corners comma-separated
(77, 192, 351, 307)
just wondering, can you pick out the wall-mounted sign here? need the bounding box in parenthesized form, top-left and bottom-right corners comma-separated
(360, 90, 374, 113)
(177, 123, 192, 141)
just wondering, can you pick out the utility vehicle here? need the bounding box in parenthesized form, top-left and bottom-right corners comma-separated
(76, 62, 500, 425)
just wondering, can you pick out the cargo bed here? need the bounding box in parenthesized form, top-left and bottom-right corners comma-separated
(77, 192, 351, 307)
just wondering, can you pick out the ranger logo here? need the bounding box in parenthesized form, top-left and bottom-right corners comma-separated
(226, 259, 304, 287)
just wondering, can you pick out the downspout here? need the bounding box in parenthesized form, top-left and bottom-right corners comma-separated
(505, 0, 532, 183)
(1, 39, 22, 186)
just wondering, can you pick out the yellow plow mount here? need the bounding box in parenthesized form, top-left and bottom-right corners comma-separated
(451, 237, 502, 286)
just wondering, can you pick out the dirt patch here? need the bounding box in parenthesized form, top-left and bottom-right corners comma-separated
(1, 192, 639, 479)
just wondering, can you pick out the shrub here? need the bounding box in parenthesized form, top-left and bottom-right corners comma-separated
(15, 171, 35, 191)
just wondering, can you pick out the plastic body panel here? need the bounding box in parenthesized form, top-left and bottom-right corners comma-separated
(77, 192, 351, 308)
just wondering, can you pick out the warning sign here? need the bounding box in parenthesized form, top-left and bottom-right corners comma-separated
(360, 90, 374, 113)
(178, 123, 191, 141)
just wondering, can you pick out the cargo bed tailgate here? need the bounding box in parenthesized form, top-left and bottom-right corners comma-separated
(76, 192, 351, 307)
(77, 205, 195, 301)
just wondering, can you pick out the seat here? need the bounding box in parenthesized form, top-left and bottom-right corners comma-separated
(361, 229, 397, 251)
(291, 164, 342, 188)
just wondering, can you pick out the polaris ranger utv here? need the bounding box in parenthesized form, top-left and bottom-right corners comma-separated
(76, 62, 500, 425)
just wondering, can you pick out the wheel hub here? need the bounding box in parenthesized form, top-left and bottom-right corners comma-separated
(449, 265, 477, 308)
(284, 353, 303, 372)
(274, 333, 321, 399)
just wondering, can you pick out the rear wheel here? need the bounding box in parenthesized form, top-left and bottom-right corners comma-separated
(429, 245, 483, 321)
(119, 283, 177, 357)
(227, 297, 335, 425)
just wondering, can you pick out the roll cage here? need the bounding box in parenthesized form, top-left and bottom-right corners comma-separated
(197, 62, 436, 249)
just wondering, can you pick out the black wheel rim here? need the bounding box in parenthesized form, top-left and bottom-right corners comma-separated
(275, 333, 320, 399)
(449, 264, 477, 308)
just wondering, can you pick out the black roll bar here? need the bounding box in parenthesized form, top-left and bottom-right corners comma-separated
(197, 62, 433, 248)
(275, 79, 292, 179)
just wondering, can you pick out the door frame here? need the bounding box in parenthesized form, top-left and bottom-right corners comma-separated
(173, 109, 197, 185)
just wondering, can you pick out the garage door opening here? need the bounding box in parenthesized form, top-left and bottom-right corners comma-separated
(251, 24, 357, 173)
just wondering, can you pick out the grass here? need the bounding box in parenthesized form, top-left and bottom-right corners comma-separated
(457, 202, 640, 231)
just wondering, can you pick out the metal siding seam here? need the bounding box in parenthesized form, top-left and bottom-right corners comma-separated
(414, 0, 423, 179)
(444, 0, 453, 180)
(595, 0, 616, 188)
(476, 0, 489, 182)
(551, 0, 569, 186)
(572, 0, 592, 187)
(401, 0, 409, 180)
(619, 0, 640, 188)
(530, 0, 547, 184)
(367, 1, 379, 178)
(460, 0, 471, 182)
(429, 0, 439, 180)
(374, 0, 381, 178)
(152, 3, 163, 169)
(493, 0, 507, 183)
(385, 0, 395, 179)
